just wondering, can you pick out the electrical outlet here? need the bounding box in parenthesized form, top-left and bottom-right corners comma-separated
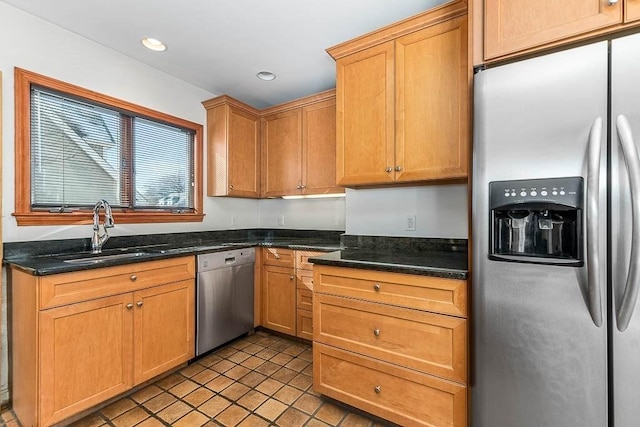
(278, 215, 285, 226)
(406, 214, 416, 231)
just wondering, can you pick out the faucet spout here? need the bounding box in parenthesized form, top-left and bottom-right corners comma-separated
(91, 200, 115, 254)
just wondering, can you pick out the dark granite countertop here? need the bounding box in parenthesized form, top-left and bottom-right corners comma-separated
(310, 248, 468, 280)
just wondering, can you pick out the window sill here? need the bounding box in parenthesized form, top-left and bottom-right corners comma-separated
(13, 212, 205, 226)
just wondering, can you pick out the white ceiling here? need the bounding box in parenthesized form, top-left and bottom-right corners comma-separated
(1, 0, 446, 108)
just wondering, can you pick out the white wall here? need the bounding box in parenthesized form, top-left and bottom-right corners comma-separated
(259, 197, 346, 230)
(345, 184, 468, 238)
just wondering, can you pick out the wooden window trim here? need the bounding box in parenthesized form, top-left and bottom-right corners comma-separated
(14, 67, 204, 226)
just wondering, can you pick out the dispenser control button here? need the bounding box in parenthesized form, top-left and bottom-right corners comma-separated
(511, 191, 516, 197)
(520, 191, 527, 197)
(541, 190, 548, 196)
(504, 192, 510, 197)
(559, 190, 566, 195)
(530, 191, 537, 196)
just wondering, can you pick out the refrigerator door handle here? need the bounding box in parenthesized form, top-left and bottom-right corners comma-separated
(587, 116, 604, 327)
(616, 114, 640, 332)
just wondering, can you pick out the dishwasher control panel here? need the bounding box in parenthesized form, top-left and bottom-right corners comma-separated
(197, 248, 255, 271)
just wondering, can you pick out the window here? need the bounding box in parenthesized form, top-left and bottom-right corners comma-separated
(14, 68, 204, 225)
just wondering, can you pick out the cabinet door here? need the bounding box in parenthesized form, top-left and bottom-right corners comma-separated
(262, 109, 302, 197)
(395, 15, 468, 182)
(627, 0, 640, 23)
(302, 98, 343, 194)
(206, 103, 261, 198)
(39, 294, 133, 426)
(485, 0, 621, 60)
(262, 265, 296, 335)
(133, 280, 195, 384)
(336, 41, 395, 186)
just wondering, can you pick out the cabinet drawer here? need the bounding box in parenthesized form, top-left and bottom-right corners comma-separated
(297, 288, 313, 311)
(297, 269, 313, 291)
(295, 250, 326, 271)
(314, 265, 467, 317)
(297, 309, 313, 340)
(314, 294, 466, 383)
(313, 343, 466, 427)
(39, 257, 196, 309)
(263, 247, 294, 267)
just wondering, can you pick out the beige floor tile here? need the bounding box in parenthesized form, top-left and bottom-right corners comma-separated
(255, 348, 279, 360)
(180, 362, 207, 378)
(236, 390, 269, 411)
(269, 341, 291, 352)
(270, 353, 294, 366)
(238, 371, 267, 388)
(1, 409, 16, 422)
(192, 368, 219, 385)
(169, 379, 200, 397)
(69, 413, 105, 427)
(5, 421, 21, 427)
(230, 340, 252, 351)
(255, 398, 288, 421)
(212, 359, 237, 374)
(225, 365, 251, 380)
(302, 364, 314, 376)
(111, 406, 148, 427)
(155, 373, 184, 390)
(315, 402, 347, 426)
(293, 393, 323, 415)
(227, 351, 251, 364)
(237, 413, 271, 427)
(275, 407, 310, 427)
(306, 419, 331, 427)
(130, 385, 163, 404)
(255, 378, 285, 396)
(282, 344, 306, 357)
(206, 375, 234, 392)
(172, 410, 209, 427)
(215, 347, 239, 358)
(285, 358, 310, 372)
(198, 395, 232, 418)
(299, 349, 313, 362)
(135, 417, 164, 427)
(271, 367, 298, 383)
(183, 387, 215, 407)
(215, 403, 250, 426)
(289, 373, 313, 391)
(198, 353, 223, 367)
(142, 392, 177, 413)
(340, 412, 374, 427)
(101, 398, 136, 420)
(273, 384, 304, 405)
(220, 381, 251, 401)
(157, 401, 192, 424)
(242, 343, 266, 355)
(240, 355, 265, 370)
(254, 361, 280, 376)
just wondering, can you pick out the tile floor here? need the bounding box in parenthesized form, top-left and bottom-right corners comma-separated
(1, 331, 396, 427)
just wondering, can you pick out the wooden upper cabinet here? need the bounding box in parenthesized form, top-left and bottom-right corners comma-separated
(302, 98, 343, 194)
(335, 42, 395, 186)
(396, 15, 468, 182)
(627, 0, 640, 22)
(329, 2, 469, 187)
(202, 96, 261, 198)
(262, 109, 303, 197)
(484, 0, 622, 60)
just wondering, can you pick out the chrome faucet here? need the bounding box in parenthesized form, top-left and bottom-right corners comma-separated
(91, 199, 115, 254)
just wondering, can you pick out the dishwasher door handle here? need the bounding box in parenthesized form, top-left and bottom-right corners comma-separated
(225, 256, 236, 264)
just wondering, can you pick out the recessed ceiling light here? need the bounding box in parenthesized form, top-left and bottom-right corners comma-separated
(141, 37, 167, 52)
(256, 71, 276, 81)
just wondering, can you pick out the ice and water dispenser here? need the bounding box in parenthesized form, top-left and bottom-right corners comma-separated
(489, 177, 583, 266)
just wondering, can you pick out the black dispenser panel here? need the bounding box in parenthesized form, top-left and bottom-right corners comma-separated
(489, 177, 583, 266)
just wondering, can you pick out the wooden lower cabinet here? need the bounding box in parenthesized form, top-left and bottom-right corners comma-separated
(313, 265, 468, 426)
(10, 257, 196, 427)
(262, 264, 296, 335)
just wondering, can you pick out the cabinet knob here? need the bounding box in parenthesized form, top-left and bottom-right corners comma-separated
(301, 185, 306, 189)
(608, 0, 618, 4)
(373, 328, 380, 337)
(136, 301, 143, 308)
(229, 184, 234, 190)
(290, 275, 294, 280)
(374, 385, 381, 394)
(126, 303, 133, 309)
(130, 275, 137, 282)
(385, 167, 392, 173)
(373, 283, 381, 292)
(395, 165, 402, 172)
(275, 253, 281, 260)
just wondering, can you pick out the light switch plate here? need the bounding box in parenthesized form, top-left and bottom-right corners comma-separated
(406, 214, 416, 231)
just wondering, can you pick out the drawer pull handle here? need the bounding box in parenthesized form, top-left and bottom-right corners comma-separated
(275, 254, 281, 260)
(373, 284, 381, 292)
(374, 385, 381, 394)
(136, 301, 143, 308)
(126, 303, 133, 310)
(373, 328, 380, 337)
(130, 275, 137, 281)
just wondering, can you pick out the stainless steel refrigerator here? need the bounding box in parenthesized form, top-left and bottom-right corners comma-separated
(472, 32, 640, 426)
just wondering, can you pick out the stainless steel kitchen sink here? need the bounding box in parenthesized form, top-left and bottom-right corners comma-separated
(60, 251, 151, 264)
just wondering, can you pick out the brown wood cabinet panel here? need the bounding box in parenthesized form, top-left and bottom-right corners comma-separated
(203, 96, 261, 198)
(395, 15, 468, 182)
(262, 265, 296, 335)
(295, 250, 326, 271)
(39, 257, 195, 309)
(627, 0, 640, 22)
(262, 109, 302, 197)
(39, 294, 134, 426)
(297, 309, 314, 340)
(302, 98, 343, 194)
(484, 0, 622, 60)
(133, 280, 195, 384)
(314, 265, 467, 317)
(314, 293, 467, 382)
(297, 288, 313, 312)
(297, 269, 313, 291)
(313, 343, 467, 427)
(263, 247, 295, 268)
(335, 41, 395, 186)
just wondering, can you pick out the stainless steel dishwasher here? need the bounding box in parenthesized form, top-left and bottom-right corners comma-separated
(196, 247, 255, 356)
